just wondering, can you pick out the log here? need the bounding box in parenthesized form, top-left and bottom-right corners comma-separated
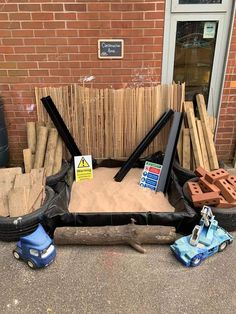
(23, 148, 32, 173)
(27, 122, 36, 154)
(44, 128, 58, 177)
(54, 221, 177, 254)
(34, 126, 48, 169)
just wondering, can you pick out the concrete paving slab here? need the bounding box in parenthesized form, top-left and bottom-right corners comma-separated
(0, 233, 236, 314)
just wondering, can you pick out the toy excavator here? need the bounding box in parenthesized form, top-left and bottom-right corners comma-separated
(171, 206, 233, 267)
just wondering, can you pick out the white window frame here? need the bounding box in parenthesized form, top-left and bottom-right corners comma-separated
(172, 0, 228, 13)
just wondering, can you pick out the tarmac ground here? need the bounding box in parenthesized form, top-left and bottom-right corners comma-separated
(0, 232, 236, 314)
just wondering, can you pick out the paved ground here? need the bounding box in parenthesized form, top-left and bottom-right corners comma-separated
(0, 234, 236, 314)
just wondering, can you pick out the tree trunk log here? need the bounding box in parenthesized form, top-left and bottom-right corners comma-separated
(54, 221, 176, 253)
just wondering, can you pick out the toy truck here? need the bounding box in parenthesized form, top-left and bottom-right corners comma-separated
(170, 206, 233, 267)
(13, 224, 56, 269)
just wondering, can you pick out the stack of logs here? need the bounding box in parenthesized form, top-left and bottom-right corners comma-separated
(187, 166, 236, 208)
(178, 94, 218, 172)
(0, 167, 46, 217)
(23, 122, 62, 177)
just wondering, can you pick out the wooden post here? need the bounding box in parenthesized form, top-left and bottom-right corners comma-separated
(27, 122, 36, 154)
(182, 128, 191, 170)
(34, 126, 48, 169)
(53, 137, 63, 175)
(44, 128, 58, 177)
(23, 148, 32, 173)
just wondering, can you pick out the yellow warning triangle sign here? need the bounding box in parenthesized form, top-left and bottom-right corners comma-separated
(78, 157, 90, 168)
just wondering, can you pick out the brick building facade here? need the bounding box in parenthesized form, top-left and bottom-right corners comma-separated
(0, 1, 235, 165)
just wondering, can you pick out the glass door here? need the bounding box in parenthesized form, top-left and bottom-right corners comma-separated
(162, 0, 233, 115)
(173, 20, 218, 102)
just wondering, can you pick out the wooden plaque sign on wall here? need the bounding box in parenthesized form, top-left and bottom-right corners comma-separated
(98, 39, 124, 59)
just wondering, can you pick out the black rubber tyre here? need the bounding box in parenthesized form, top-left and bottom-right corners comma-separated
(0, 187, 55, 241)
(183, 178, 236, 231)
(173, 159, 196, 187)
(27, 260, 36, 269)
(191, 254, 203, 267)
(46, 160, 70, 188)
(218, 241, 228, 252)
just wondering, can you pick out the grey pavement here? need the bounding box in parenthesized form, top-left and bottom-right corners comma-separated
(0, 234, 236, 314)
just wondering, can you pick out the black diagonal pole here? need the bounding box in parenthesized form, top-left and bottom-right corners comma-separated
(41, 96, 82, 157)
(156, 112, 183, 194)
(114, 109, 174, 182)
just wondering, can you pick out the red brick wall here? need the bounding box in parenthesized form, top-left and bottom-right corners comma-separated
(0, 1, 165, 164)
(215, 17, 236, 164)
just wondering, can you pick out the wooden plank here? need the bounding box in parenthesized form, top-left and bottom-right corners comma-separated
(14, 173, 31, 188)
(186, 107, 204, 168)
(182, 128, 191, 170)
(8, 187, 29, 217)
(0, 195, 9, 217)
(196, 120, 210, 171)
(27, 184, 43, 213)
(196, 94, 219, 170)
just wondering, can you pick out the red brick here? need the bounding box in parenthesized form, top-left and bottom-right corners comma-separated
(0, 4, 18, 12)
(42, 4, 64, 11)
(12, 30, 34, 37)
(31, 13, 54, 20)
(64, 4, 86, 12)
(43, 21, 65, 29)
(0, 22, 20, 29)
(187, 182, 203, 195)
(216, 195, 236, 208)
(29, 69, 49, 76)
(9, 13, 31, 20)
(227, 176, 236, 191)
(205, 168, 229, 184)
(111, 3, 133, 11)
(133, 3, 155, 11)
(192, 192, 220, 208)
(88, 3, 110, 11)
(199, 177, 221, 193)
(19, 4, 41, 11)
(8, 69, 28, 76)
(122, 12, 143, 20)
(215, 179, 236, 203)
(55, 13, 76, 20)
(21, 22, 44, 29)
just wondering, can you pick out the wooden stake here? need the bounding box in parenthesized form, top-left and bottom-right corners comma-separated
(196, 120, 210, 171)
(182, 128, 191, 170)
(196, 94, 219, 170)
(186, 107, 204, 168)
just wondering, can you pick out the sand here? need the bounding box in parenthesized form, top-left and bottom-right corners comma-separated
(69, 168, 175, 213)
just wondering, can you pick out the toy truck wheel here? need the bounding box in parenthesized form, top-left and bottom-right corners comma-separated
(191, 255, 202, 267)
(27, 260, 36, 269)
(218, 241, 228, 252)
(13, 250, 20, 260)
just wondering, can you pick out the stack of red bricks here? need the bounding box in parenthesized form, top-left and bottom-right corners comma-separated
(187, 167, 236, 208)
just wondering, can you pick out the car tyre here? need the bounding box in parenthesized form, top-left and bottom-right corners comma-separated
(218, 241, 228, 252)
(191, 254, 202, 267)
(27, 260, 36, 269)
(13, 250, 20, 260)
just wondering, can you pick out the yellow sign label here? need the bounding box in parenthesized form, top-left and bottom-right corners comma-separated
(74, 155, 93, 182)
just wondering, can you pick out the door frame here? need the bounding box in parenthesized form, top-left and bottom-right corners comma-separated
(161, 0, 234, 116)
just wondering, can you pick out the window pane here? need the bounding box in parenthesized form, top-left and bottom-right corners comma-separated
(179, 0, 222, 3)
(173, 21, 218, 104)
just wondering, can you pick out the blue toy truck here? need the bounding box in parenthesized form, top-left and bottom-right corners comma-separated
(13, 224, 56, 269)
(171, 206, 233, 267)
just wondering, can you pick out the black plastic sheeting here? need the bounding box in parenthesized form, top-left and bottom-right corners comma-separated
(43, 168, 199, 237)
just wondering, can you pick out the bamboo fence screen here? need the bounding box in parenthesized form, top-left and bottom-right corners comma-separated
(35, 82, 185, 159)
